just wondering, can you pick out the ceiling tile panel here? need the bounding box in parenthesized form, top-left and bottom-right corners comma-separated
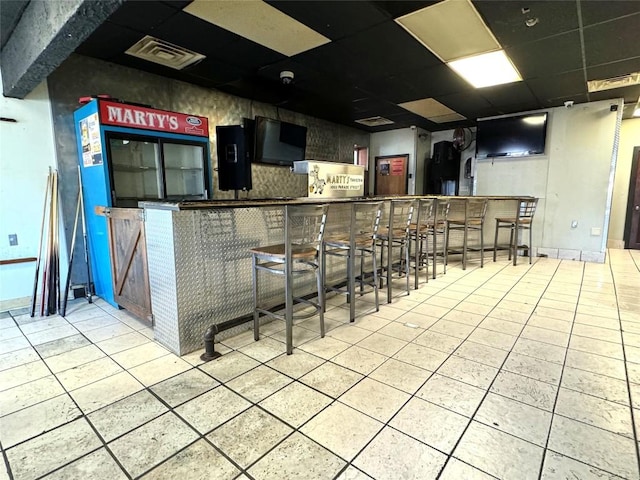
(372, 1, 437, 19)
(407, 64, 474, 98)
(580, 1, 640, 26)
(526, 70, 586, 102)
(583, 14, 640, 66)
(107, 1, 179, 31)
(267, 1, 389, 39)
(75, 23, 144, 61)
(435, 91, 494, 118)
(479, 82, 538, 108)
(475, 0, 579, 48)
(587, 57, 640, 81)
(589, 84, 640, 104)
(506, 31, 583, 79)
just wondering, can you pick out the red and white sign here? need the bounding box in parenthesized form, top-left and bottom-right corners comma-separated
(98, 100, 209, 137)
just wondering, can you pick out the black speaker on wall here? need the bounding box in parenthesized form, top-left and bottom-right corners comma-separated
(425, 141, 461, 194)
(216, 119, 254, 191)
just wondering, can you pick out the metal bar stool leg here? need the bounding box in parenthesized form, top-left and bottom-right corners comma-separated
(493, 219, 499, 262)
(252, 253, 259, 341)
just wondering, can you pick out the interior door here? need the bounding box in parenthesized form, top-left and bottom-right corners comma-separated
(625, 147, 640, 249)
(375, 155, 408, 195)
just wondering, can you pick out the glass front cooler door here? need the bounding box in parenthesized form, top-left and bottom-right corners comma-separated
(163, 142, 207, 200)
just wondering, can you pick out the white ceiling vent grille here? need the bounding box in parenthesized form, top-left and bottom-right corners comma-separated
(587, 72, 640, 93)
(355, 116, 395, 127)
(125, 36, 206, 70)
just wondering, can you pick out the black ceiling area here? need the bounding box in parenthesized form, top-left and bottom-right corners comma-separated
(10, 1, 640, 131)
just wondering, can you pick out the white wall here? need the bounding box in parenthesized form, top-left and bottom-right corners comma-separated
(476, 99, 622, 262)
(608, 118, 640, 248)
(369, 128, 417, 194)
(0, 70, 59, 305)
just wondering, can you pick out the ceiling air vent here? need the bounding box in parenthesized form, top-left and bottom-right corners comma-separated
(587, 72, 640, 93)
(355, 116, 395, 127)
(125, 36, 206, 70)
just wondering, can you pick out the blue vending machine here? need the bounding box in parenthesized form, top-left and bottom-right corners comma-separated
(74, 98, 211, 307)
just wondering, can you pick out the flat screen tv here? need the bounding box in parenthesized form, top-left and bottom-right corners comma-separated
(254, 116, 307, 166)
(476, 113, 548, 158)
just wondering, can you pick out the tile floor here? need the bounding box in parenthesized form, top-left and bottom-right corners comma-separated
(1, 250, 640, 480)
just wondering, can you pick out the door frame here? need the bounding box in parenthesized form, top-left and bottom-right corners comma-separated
(374, 154, 410, 195)
(623, 146, 640, 249)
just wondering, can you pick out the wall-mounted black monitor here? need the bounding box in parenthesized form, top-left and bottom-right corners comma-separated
(254, 116, 307, 166)
(476, 113, 548, 158)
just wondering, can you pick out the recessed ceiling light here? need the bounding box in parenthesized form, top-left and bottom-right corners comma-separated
(184, 0, 330, 57)
(587, 72, 640, 93)
(448, 50, 522, 88)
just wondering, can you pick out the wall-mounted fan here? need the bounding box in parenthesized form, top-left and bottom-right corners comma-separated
(452, 127, 472, 151)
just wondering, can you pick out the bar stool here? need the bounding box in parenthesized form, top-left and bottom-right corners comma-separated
(410, 197, 450, 288)
(493, 198, 538, 265)
(322, 201, 382, 323)
(377, 199, 414, 302)
(445, 198, 488, 270)
(250, 204, 328, 355)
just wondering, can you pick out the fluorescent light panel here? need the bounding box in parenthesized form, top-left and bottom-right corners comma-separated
(398, 98, 466, 122)
(184, 0, 330, 57)
(395, 0, 500, 62)
(448, 50, 522, 88)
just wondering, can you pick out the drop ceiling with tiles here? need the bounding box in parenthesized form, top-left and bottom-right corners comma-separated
(5, 0, 640, 131)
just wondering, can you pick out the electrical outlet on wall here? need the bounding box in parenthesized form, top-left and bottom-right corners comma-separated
(590, 227, 601, 236)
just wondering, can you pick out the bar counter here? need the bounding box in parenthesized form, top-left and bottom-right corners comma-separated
(140, 196, 531, 355)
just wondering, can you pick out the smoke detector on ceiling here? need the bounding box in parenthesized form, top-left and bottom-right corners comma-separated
(355, 116, 395, 127)
(125, 35, 206, 70)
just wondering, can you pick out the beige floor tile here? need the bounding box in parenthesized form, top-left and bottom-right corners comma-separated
(354, 426, 446, 479)
(199, 351, 260, 382)
(512, 337, 567, 364)
(454, 421, 544, 480)
(82, 323, 135, 344)
(42, 448, 127, 480)
(369, 358, 432, 394)
(240, 336, 295, 362)
(72, 315, 121, 334)
(266, 350, 324, 379)
(541, 451, 625, 480)
(412, 329, 463, 353)
(340, 378, 409, 422)
(391, 397, 468, 453)
(111, 342, 170, 369)
(70, 371, 143, 414)
(332, 345, 387, 375)
(478, 317, 523, 336)
(88, 390, 168, 442)
(428, 319, 474, 339)
(25, 324, 79, 346)
(226, 365, 291, 403)
(442, 309, 485, 327)
(532, 306, 574, 322)
(327, 324, 372, 344)
(109, 412, 199, 478)
(5, 418, 101, 480)
(490, 371, 557, 411)
(356, 332, 407, 357)
(44, 344, 106, 374)
(467, 328, 517, 351)
(141, 439, 239, 480)
(370, 305, 407, 321)
(377, 321, 424, 341)
(57, 357, 123, 391)
(564, 350, 626, 381)
(18, 317, 69, 335)
(0, 360, 50, 391)
(0, 347, 39, 372)
(301, 402, 382, 461)
(548, 415, 639, 479)
(573, 324, 621, 343)
(437, 356, 499, 390)
(561, 366, 629, 405)
(555, 388, 634, 438)
(521, 325, 570, 347)
(395, 310, 439, 329)
(0, 375, 64, 417)
(334, 466, 373, 480)
(299, 335, 351, 359)
(503, 351, 563, 385)
(175, 385, 251, 434)
(392, 342, 448, 371)
(454, 341, 508, 368)
(34, 334, 90, 358)
(569, 335, 624, 361)
(416, 374, 485, 417)
(475, 392, 552, 446)
(300, 361, 364, 398)
(411, 302, 451, 319)
(439, 458, 495, 480)
(352, 315, 391, 332)
(0, 394, 81, 448)
(150, 369, 218, 407)
(128, 354, 191, 386)
(574, 313, 620, 330)
(259, 381, 332, 427)
(247, 432, 345, 480)
(487, 308, 530, 324)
